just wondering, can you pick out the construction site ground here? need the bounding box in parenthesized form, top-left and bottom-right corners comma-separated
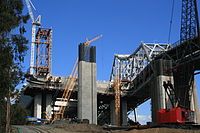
(12, 124, 200, 133)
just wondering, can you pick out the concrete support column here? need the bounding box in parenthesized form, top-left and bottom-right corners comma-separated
(41, 92, 46, 119)
(46, 94, 52, 119)
(78, 61, 97, 124)
(151, 59, 173, 124)
(121, 100, 128, 126)
(34, 94, 42, 118)
(110, 100, 115, 125)
(78, 44, 97, 124)
(110, 99, 128, 126)
(191, 80, 200, 124)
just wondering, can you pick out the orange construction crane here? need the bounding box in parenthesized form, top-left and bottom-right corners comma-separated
(52, 59, 78, 121)
(111, 59, 121, 126)
(84, 34, 102, 46)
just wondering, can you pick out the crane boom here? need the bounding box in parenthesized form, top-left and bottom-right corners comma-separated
(84, 34, 103, 46)
(25, 0, 35, 22)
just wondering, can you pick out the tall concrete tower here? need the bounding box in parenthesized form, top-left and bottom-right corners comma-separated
(78, 44, 97, 124)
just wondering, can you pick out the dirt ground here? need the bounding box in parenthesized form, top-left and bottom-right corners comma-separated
(115, 128, 200, 133)
(12, 124, 200, 133)
(13, 124, 108, 133)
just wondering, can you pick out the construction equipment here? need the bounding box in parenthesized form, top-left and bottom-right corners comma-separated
(52, 59, 78, 121)
(157, 0, 199, 124)
(111, 58, 121, 126)
(113, 76, 121, 126)
(25, 0, 41, 75)
(157, 80, 194, 124)
(35, 28, 52, 77)
(52, 35, 102, 122)
(84, 35, 102, 46)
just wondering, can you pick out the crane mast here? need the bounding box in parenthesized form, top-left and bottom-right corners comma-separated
(180, 0, 199, 43)
(113, 76, 121, 126)
(25, 0, 41, 75)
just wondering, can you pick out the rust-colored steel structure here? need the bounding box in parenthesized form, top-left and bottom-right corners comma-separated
(34, 28, 52, 77)
(114, 76, 121, 126)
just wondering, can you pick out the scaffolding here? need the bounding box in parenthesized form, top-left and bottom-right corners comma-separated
(34, 28, 52, 77)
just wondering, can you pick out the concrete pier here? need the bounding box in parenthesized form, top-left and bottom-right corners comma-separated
(34, 93, 53, 119)
(151, 59, 173, 124)
(46, 94, 52, 119)
(34, 94, 42, 118)
(121, 100, 128, 126)
(110, 99, 128, 126)
(110, 100, 115, 125)
(191, 81, 200, 124)
(78, 44, 97, 124)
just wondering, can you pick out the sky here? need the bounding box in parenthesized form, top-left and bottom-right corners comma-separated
(22, 0, 200, 124)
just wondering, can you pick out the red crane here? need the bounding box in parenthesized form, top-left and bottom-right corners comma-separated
(157, 0, 199, 124)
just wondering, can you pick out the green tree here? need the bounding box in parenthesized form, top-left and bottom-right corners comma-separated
(11, 104, 27, 125)
(0, 0, 29, 132)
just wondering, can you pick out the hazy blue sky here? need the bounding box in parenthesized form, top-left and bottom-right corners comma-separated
(22, 0, 200, 124)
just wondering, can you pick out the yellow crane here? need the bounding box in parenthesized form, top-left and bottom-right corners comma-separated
(52, 35, 102, 122)
(84, 34, 102, 46)
(111, 59, 121, 126)
(113, 76, 121, 126)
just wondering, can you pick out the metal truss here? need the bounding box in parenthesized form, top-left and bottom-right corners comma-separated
(175, 0, 200, 62)
(180, 0, 199, 43)
(110, 42, 171, 90)
(34, 28, 52, 77)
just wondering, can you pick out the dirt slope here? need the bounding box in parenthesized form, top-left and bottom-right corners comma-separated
(13, 124, 200, 133)
(115, 127, 200, 133)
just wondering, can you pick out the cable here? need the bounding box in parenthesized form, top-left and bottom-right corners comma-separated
(168, 0, 175, 44)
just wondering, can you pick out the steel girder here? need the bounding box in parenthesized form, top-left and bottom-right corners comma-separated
(110, 42, 171, 90)
(181, 0, 199, 44)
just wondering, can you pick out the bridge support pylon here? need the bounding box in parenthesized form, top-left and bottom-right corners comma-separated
(110, 99, 128, 126)
(78, 44, 97, 124)
(151, 59, 173, 124)
(121, 99, 128, 126)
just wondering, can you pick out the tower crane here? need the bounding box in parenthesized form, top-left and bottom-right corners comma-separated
(84, 35, 103, 46)
(24, 0, 41, 75)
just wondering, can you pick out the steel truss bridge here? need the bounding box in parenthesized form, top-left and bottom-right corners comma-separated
(109, 37, 200, 121)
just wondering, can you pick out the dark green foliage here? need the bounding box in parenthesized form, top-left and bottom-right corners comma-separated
(0, 101, 6, 132)
(0, 0, 29, 131)
(11, 104, 27, 125)
(0, 0, 29, 94)
(0, 103, 27, 131)
(0, 0, 29, 34)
